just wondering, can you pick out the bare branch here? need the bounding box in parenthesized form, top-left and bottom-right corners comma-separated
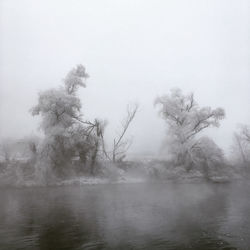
(111, 103, 138, 162)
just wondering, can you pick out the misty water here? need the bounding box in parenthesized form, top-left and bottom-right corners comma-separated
(0, 182, 250, 250)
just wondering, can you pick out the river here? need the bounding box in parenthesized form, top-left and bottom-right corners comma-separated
(0, 181, 250, 249)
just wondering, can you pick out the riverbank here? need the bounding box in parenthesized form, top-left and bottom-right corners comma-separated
(0, 159, 242, 187)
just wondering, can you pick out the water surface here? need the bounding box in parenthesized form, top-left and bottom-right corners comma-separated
(0, 182, 250, 249)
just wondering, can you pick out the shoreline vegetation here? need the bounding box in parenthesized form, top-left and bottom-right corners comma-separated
(1, 65, 250, 187)
(0, 158, 246, 187)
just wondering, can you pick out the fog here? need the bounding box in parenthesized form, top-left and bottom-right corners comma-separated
(1, 182, 250, 249)
(1, 3, 250, 249)
(1, 0, 250, 156)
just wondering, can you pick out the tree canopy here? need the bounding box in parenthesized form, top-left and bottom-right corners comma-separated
(155, 88, 225, 169)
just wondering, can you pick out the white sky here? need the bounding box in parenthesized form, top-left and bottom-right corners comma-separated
(0, 0, 249, 155)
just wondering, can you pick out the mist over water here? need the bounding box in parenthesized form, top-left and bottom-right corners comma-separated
(1, 1, 250, 249)
(1, 182, 250, 250)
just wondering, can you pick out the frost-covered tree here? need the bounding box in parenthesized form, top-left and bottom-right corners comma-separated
(18, 135, 40, 161)
(240, 125, 250, 143)
(31, 65, 98, 176)
(155, 88, 225, 170)
(190, 137, 225, 179)
(31, 65, 88, 134)
(231, 126, 250, 172)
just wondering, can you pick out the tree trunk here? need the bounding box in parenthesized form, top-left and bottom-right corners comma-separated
(90, 140, 99, 175)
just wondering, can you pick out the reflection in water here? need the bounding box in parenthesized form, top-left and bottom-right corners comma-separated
(0, 182, 250, 249)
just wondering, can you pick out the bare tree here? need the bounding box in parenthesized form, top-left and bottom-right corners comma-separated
(95, 104, 138, 163)
(111, 104, 138, 162)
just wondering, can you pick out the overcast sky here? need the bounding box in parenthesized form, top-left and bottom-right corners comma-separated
(0, 0, 249, 155)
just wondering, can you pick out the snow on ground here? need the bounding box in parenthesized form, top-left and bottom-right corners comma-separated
(58, 175, 146, 186)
